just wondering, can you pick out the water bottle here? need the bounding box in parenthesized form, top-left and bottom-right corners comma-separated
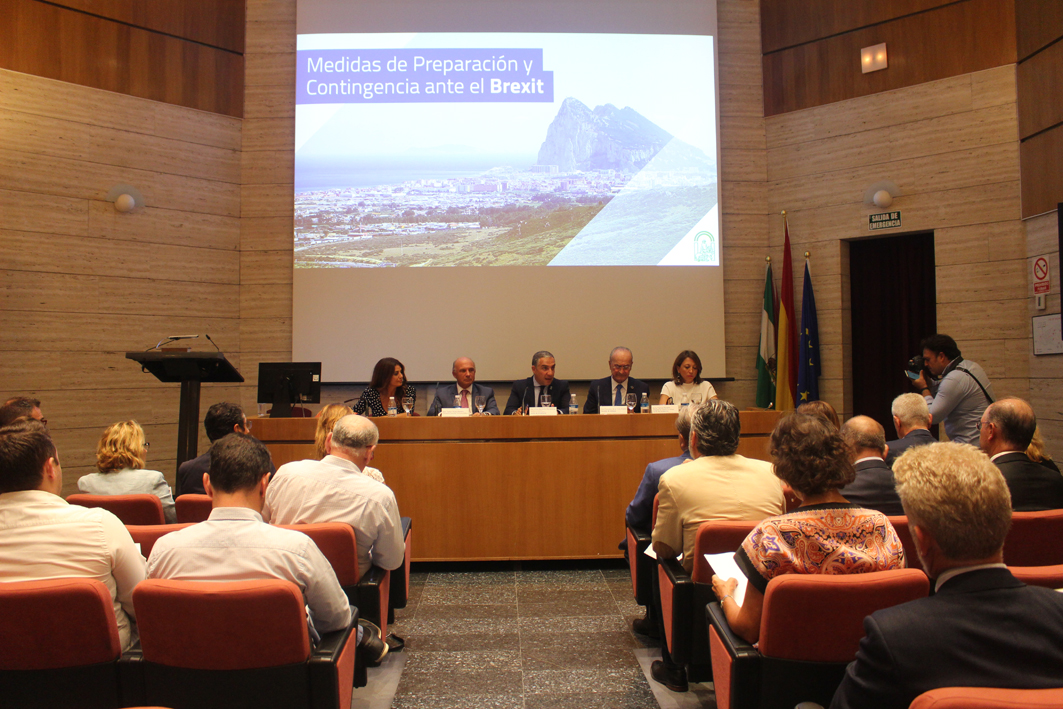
(641, 392, 649, 413)
(569, 394, 578, 415)
(387, 396, 397, 417)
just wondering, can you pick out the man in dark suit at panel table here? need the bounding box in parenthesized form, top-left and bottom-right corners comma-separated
(979, 397, 1063, 511)
(427, 357, 500, 416)
(884, 393, 938, 466)
(840, 415, 904, 516)
(504, 350, 571, 415)
(831, 442, 1063, 709)
(583, 346, 652, 414)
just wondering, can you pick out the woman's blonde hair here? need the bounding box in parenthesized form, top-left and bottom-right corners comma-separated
(96, 420, 146, 473)
(315, 404, 354, 459)
(1027, 426, 1053, 464)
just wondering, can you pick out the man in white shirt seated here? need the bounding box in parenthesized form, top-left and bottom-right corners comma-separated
(263, 415, 404, 582)
(147, 433, 386, 663)
(0, 419, 146, 651)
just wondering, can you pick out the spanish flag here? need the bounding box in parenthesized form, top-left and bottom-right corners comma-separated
(775, 221, 797, 410)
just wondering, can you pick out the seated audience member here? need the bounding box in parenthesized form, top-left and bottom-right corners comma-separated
(840, 416, 904, 516)
(352, 357, 416, 417)
(79, 420, 177, 523)
(0, 396, 45, 427)
(0, 420, 146, 650)
(885, 392, 937, 465)
(624, 404, 697, 637)
(315, 405, 384, 483)
(831, 443, 1063, 709)
(176, 402, 275, 496)
(584, 347, 651, 414)
(264, 415, 404, 581)
(796, 399, 840, 429)
(504, 350, 571, 415)
(427, 357, 499, 416)
(147, 434, 384, 660)
(979, 397, 1063, 511)
(1027, 426, 1059, 472)
(650, 400, 785, 691)
(659, 350, 717, 405)
(711, 414, 906, 647)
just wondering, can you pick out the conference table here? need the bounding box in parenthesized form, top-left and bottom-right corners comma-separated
(253, 410, 780, 562)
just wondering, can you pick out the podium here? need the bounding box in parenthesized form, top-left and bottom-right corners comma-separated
(126, 351, 244, 472)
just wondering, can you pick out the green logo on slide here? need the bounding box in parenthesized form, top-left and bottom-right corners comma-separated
(694, 231, 717, 264)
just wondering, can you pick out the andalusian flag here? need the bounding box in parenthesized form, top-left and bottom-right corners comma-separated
(797, 259, 821, 403)
(756, 262, 776, 408)
(775, 221, 798, 410)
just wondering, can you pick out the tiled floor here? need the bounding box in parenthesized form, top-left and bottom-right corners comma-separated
(365, 563, 715, 709)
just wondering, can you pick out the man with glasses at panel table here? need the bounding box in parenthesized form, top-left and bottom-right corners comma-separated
(583, 347, 652, 414)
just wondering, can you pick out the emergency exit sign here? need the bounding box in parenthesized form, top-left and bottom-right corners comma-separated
(869, 211, 901, 231)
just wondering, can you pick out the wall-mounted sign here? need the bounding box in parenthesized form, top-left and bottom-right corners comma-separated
(869, 211, 901, 231)
(1033, 256, 1051, 295)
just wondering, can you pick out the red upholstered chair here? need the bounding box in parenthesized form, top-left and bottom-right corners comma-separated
(388, 517, 413, 622)
(67, 493, 165, 526)
(1005, 509, 1063, 566)
(0, 578, 123, 709)
(625, 495, 658, 610)
(122, 579, 359, 708)
(1009, 564, 1063, 589)
(887, 516, 920, 568)
(658, 519, 758, 681)
(278, 523, 391, 638)
(708, 568, 930, 709)
(126, 524, 195, 559)
(910, 686, 1063, 709)
(175, 494, 213, 524)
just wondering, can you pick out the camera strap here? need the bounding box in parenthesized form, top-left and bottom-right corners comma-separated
(954, 363, 994, 405)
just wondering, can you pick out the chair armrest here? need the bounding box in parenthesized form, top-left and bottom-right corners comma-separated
(706, 601, 762, 709)
(658, 555, 694, 663)
(117, 640, 146, 706)
(401, 517, 411, 539)
(705, 602, 758, 659)
(350, 565, 389, 634)
(627, 525, 653, 605)
(390, 517, 413, 613)
(309, 610, 362, 700)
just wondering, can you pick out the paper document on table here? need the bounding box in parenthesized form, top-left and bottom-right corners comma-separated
(705, 552, 746, 605)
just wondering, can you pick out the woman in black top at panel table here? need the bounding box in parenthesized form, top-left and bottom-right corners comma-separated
(353, 357, 416, 417)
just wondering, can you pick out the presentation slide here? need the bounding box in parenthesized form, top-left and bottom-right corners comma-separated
(295, 33, 718, 268)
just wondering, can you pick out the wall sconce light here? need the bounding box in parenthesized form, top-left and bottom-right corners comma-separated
(861, 43, 888, 74)
(864, 181, 900, 208)
(105, 184, 145, 214)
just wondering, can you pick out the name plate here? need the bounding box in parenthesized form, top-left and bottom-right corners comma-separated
(440, 408, 470, 417)
(528, 406, 558, 416)
(599, 405, 629, 415)
(652, 404, 679, 414)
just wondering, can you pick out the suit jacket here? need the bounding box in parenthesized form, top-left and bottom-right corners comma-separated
(503, 377, 571, 415)
(831, 568, 1063, 709)
(427, 382, 500, 416)
(993, 451, 1063, 511)
(176, 443, 277, 497)
(840, 458, 905, 516)
(584, 376, 652, 414)
(624, 451, 692, 537)
(884, 428, 937, 465)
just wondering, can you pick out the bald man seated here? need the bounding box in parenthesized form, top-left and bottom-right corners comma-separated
(840, 416, 904, 516)
(979, 397, 1063, 511)
(427, 357, 499, 416)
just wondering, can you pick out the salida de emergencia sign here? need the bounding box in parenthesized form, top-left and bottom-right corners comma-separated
(869, 211, 901, 231)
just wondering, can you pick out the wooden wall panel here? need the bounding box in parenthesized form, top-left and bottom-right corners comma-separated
(1015, 0, 1063, 61)
(0, 0, 243, 117)
(763, 0, 1016, 116)
(1020, 126, 1063, 218)
(1017, 38, 1063, 139)
(761, 0, 953, 54)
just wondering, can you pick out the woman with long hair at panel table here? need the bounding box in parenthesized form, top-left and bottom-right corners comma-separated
(659, 350, 718, 406)
(351, 357, 417, 417)
(78, 420, 178, 523)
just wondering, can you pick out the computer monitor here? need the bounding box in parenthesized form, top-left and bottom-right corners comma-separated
(257, 362, 322, 418)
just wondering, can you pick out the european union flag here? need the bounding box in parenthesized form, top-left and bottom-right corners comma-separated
(797, 260, 820, 403)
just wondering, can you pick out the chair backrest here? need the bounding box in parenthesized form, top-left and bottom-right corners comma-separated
(691, 520, 759, 584)
(0, 578, 121, 670)
(910, 686, 1063, 709)
(133, 579, 311, 671)
(67, 493, 165, 526)
(886, 515, 919, 568)
(277, 523, 360, 586)
(175, 494, 213, 524)
(1009, 564, 1063, 590)
(1006, 509, 1063, 566)
(758, 568, 929, 662)
(126, 523, 195, 559)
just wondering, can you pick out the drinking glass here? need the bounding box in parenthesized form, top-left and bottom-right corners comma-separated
(540, 394, 552, 408)
(475, 395, 486, 414)
(691, 393, 704, 406)
(402, 397, 414, 415)
(626, 392, 638, 413)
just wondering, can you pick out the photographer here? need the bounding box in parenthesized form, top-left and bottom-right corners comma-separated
(910, 334, 994, 446)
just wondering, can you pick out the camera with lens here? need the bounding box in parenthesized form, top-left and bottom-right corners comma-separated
(904, 355, 925, 381)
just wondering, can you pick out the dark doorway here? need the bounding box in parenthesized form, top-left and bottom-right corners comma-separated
(849, 232, 936, 435)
